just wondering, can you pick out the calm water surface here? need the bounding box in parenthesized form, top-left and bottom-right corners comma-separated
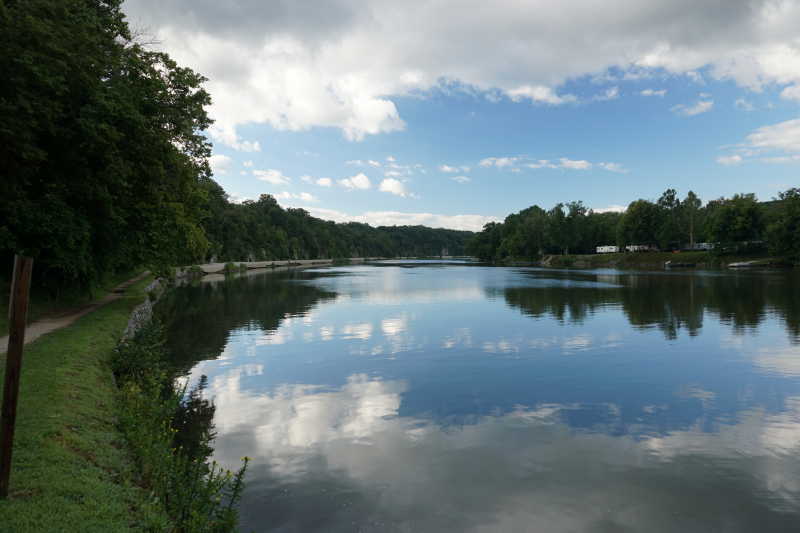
(163, 261, 800, 532)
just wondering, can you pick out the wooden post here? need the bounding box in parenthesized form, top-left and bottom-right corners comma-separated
(0, 255, 33, 499)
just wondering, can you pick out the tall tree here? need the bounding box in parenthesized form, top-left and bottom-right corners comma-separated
(682, 191, 702, 248)
(656, 188, 682, 250)
(618, 200, 661, 247)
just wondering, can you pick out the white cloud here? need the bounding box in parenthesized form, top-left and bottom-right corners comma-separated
(594, 86, 620, 101)
(208, 125, 261, 152)
(298, 192, 317, 202)
(316, 177, 333, 187)
(559, 158, 592, 170)
(479, 156, 519, 168)
(379, 178, 409, 197)
(594, 205, 626, 213)
(274, 191, 318, 203)
(242, 160, 254, 167)
(761, 155, 800, 164)
(527, 160, 558, 169)
(346, 160, 365, 166)
(781, 84, 800, 101)
(640, 88, 667, 97)
(386, 156, 396, 162)
(209, 154, 232, 175)
(598, 162, 628, 173)
(451, 175, 470, 183)
(671, 99, 714, 116)
(440, 164, 470, 173)
(338, 172, 372, 190)
(507, 85, 577, 105)
(735, 98, 755, 111)
(685, 70, 704, 84)
(228, 193, 253, 204)
(719, 117, 800, 166)
(746, 118, 800, 153)
(486, 157, 625, 172)
(125, 1, 800, 146)
(253, 168, 291, 185)
(300, 174, 312, 183)
(308, 208, 499, 231)
(717, 154, 743, 166)
(367, 159, 382, 167)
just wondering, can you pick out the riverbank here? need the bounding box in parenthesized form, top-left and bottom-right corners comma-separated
(0, 272, 248, 531)
(514, 251, 795, 270)
(0, 276, 164, 531)
(179, 257, 382, 277)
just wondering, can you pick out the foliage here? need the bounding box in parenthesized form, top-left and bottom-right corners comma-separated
(618, 199, 662, 248)
(0, 0, 213, 292)
(706, 193, 765, 246)
(113, 322, 248, 532)
(468, 188, 794, 263)
(767, 188, 800, 260)
(200, 191, 472, 262)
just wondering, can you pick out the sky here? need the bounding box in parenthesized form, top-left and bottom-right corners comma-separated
(123, 0, 800, 231)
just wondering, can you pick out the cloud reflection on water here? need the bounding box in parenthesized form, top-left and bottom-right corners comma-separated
(207, 369, 800, 533)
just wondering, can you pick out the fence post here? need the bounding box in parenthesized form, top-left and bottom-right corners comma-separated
(0, 255, 34, 499)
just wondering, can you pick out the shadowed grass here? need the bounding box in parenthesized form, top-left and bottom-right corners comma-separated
(0, 276, 165, 531)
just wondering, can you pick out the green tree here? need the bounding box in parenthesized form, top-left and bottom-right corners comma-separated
(656, 188, 681, 250)
(618, 200, 661, 248)
(767, 188, 800, 260)
(707, 193, 764, 246)
(547, 204, 568, 254)
(682, 191, 702, 248)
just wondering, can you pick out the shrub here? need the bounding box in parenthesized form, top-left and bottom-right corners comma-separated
(113, 322, 248, 532)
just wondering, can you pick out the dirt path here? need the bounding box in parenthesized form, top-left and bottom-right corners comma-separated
(0, 271, 149, 354)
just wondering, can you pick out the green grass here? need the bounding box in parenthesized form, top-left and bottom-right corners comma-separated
(0, 276, 166, 532)
(0, 269, 142, 338)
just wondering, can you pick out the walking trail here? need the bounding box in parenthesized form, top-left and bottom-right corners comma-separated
(0, 271, 149, 354)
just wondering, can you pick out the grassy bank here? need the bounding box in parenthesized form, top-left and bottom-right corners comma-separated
(0, 276, 163, 531)
(522, 251, 793, 270)
(0, 268, 143, 338)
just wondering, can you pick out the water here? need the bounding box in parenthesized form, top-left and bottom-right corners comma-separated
(162, 261, 800, 532)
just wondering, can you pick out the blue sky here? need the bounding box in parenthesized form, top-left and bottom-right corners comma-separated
(124, 0, 800, 230)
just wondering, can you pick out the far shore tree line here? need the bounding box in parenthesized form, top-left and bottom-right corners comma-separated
(467, 188, 800, 262)
(201, 185, 471, 264)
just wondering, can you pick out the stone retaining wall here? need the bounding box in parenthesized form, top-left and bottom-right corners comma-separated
(122, 278, 165, 340)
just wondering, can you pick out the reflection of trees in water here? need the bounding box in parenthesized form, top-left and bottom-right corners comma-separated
(158, 271, 337, 374)
(501, 286, 615, 325)
(501, 272, 800, 342)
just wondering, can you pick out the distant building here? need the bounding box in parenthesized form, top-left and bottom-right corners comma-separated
(625, 244, 658, 252)
(686, 242, 715, 251)
(596, 245, 619, 254)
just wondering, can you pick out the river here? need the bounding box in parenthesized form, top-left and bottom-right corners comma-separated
(162, 260, 800, 532)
